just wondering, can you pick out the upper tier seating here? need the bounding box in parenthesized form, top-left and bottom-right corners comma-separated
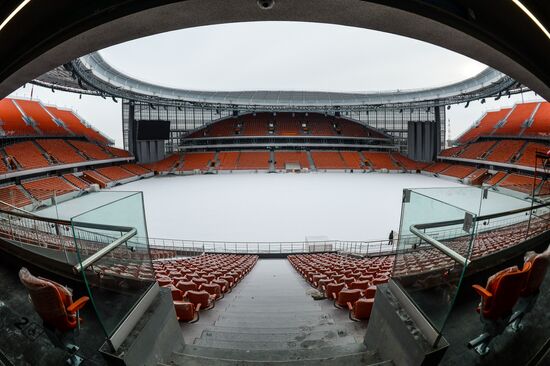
(424, 162, 451, 173)
(440, 165, 478, 179)
(362, 151, 399, 170)
(311, 151, 348, 169)
(0, 184, 32, 208)
(36, 139, 86, 164)
(524, 102, 550, 137)
(514, 142, 549, 168)
(105, 146, 132, 158)
(62, 174, 90, 190)
(179, 152, 215, 171)
(335, 119, 374, 138)
(391, 152, 429, 171)
(143, 154, 180, 172)
(307, 115, 336, 136)
(236, 151, 270, 170)
(274, 116, 302, 136)
(45, 106, 110, 144)
(121, 164, 151, 176)
(339, 151, 364, 170)
(5, 141, 50, 169)
(218, 152, 240, 170)
(95, 166, 135, 181)
(457, 109, 511, 143)
(457, 141, 497, 160)
(68, 140, 110, 160)
(0, 99, 37, 136)
(22, 177, 77, 201)
(484, 140, 525, 163)
(274, 151, 310, 169)
(15, 99, 67, 136)
(493, 102, 539, 136)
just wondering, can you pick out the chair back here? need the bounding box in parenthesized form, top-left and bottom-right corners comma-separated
(482, 263, 531, 320)
(19, 267, 76, 332)
(522, 250, 550, 297)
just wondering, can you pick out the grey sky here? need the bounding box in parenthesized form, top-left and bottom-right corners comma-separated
(8, 22, 545, 147)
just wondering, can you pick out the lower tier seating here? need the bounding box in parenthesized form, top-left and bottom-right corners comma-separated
(179, 152, 215, 171)
(441, 165, 478, 179)
(154, 254, 258, 322)
(362, 151, 399, 170)
(274, 151, 310, 170)
(95, 166, 135, 181)
(62, 174, 90, 190)
(235, 151, 270, 170)
(121, 164, 151, 176)
(311, 151, 348, 169)
(0, 184, 32, 208)
(21, 177, 77, 201)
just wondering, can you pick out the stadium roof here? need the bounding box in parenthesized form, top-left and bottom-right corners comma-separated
(33, 52, 521, 111)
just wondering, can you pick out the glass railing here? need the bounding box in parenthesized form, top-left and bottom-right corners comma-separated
(69, 191, 156, 351)
(393, 186, 550, 346)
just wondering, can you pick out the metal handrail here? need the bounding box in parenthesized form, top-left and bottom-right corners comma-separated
(73, 228, 137, 273)
(0, 200, 39, 217)
(410, 225, 470, 266)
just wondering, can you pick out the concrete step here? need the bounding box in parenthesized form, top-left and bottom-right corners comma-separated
(165, 343, 389, 365)
(216, 312, 327, 322)
(200, 323, 349, 335)
(214, 316, 335, 329)
(197, 328, 358, 347)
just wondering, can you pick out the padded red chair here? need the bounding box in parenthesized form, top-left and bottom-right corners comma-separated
(175, 280, 198, 294)
(348, 280, 370, 291)
(184, 290, 214, 311)
(212, 278, 230, 293)
(349, 298, 375, 321)
(335, 289, 363, 309)
(200, 283, 223, 300)
(19, 267, 89, 366)
(510, 248, 550, 331)
(173, 301, 199, 323)
(324, 282, 346, 300)
(468, 263, 531, 355)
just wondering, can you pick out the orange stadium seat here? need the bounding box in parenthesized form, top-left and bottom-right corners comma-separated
(62, 174, 90, 190)
(362, 151, 399, 170)
(45, 106, 110, 144)
(22, 176, 77, 201)
(218, 152, 240, 170)
(424, 162, 451, 173)
(121, 163, 151, 175)
(36, 139, 87, 164)
(143, 153, 181, 172)
(440, 165, 477, 179)
(105, 146, 132, 157)
(311, 151, 347, 169)
(339, 151, 364, 169)
(5, 141, 50, 169)
(493, 102, 538, 136)
(0, 184, 32, 208)
(514, 142, 549, 168)
(336, 119, 372, 137)
(15, 99, 68, 136)
(498, 173, 541, 194)
(391, 152, 429, 170)
(457, 141, 497, 160)
(95, 166, 135, 181)
(0, 98, 38, 136)
(82, 170, 111, 188)
(68, 140, 110, 160)
(484, 171, 507, 186)
(457, 109, 511, 143)
(484, 140, 525, 163)
(439, 146, 464, 157)
(275, 151, 310, 169)
(307, 115, 336, 136)
(179, 152, 215, 171)
(236, 151, 270, 169)
(524, 102, 550, 137)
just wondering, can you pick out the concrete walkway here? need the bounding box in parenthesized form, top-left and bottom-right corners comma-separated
(173, 259, 379, 364)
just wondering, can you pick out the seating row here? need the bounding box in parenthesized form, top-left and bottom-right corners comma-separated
(153, 254, 258, 322)
(288, 253, 393, 321)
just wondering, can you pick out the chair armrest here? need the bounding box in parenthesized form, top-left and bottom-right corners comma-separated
(346, 301, 354, 311)
(67, 296, 89, 313)
(472, 285, 492, 300)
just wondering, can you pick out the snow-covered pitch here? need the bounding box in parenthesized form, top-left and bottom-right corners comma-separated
(107, 172, 462, 242)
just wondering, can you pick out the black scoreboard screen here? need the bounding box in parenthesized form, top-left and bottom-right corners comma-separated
(136, 120, 170, 140)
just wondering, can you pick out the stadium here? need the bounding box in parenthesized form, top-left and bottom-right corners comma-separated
(0, 1, 549, 366)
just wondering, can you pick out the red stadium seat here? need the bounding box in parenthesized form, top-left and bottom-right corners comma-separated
(349, 298, 375, 321)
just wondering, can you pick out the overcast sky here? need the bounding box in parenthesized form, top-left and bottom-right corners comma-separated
(8, 22, 545, 147)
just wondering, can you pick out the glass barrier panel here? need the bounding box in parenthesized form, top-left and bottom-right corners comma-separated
(394, 188, 478, 338)
(70, 191, 155, 343)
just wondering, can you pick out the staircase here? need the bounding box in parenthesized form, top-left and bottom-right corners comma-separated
(162, 259, 386, 365)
